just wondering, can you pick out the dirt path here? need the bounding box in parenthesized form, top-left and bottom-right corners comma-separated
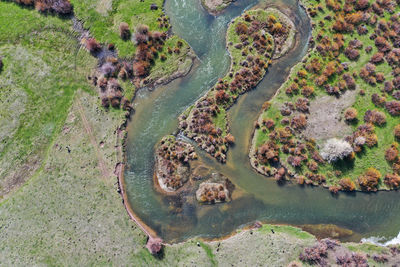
(76, 98, 110, 179)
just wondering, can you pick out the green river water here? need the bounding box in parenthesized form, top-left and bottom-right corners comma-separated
(125, 0, 400, 243)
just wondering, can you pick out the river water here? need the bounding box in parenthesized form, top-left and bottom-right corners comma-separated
(124, 0, 400, 243)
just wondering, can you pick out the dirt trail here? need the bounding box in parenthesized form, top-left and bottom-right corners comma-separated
(76, 98, 110, 179)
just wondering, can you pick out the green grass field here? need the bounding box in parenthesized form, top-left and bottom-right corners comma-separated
(0, 1, 96, 197)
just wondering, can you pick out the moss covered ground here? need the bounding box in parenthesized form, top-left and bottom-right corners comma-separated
(251, 0, 400, 191)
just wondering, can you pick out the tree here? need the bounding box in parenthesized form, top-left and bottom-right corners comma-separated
(320, 138, 353, 163)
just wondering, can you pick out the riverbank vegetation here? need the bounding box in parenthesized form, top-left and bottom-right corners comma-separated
(250, 0, 400, 191)
(177, 8, 295, 163)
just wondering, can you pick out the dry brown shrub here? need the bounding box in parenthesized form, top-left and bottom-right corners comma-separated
(357, 168, 381, 191)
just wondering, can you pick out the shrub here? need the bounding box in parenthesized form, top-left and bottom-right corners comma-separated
(0, 58, 3, 72)
(385, 101, 400, 116)
(287, 156, 303, 167)
(364, 110, 386, 126)
(136, 24, 149, 35)
(86, 38, 101, 53)
(339, 178, 356, 191)
(286, 83, 299, 95)
(257, 141, 279, 163)
(370, 52, 384, 64)
(394, 124, 400, 138)
(22, 0, 73, 15)
(225, 134, 235, 144)
(296, 98, 309, 112)
(119, 22, 131, 40)
(384, 173, 400, 188)
(235, 22, 248, 35)
(345, 47, 360, 60)
(344, 107, 358, 121)
(320, 138, 353, 163)
(358, 168, 381, 191)
(375, 36, 391, 53)
(291, 114, 307, 130)
(133, 61, 150, 77)
(355, 0, 369, 10)
(301, 86, 314, 97)
(299, 241, 328, 265)
(215, 90, 230, 104)
(385, 144, 399, 162)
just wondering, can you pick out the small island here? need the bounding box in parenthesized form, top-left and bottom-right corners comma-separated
(201, 0, 234, 16)
(154, 135, 197, 192)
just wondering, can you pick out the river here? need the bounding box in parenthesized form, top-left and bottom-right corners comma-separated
(124, 0, 400, 243)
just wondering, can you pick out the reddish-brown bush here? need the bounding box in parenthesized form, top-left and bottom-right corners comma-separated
(358, 168, 381, 191)
(291, 114, 307, 130)
(339, 178, 356, 191)
(385, 144, 399, 162)
(371, 93, 386, 107)
(394, 124, 400, 138)
(235, 23, 248, 35)
(119, 22, 131, 40)
(345, 47, 360, 60)
(296, 98, 309, 113)
(355, 0, 369, 10)
(384, 173, 400, 188)
(364, 110, 386, 126)
(257, 141, 279, 163)
(323, 61, 337, 77)
(286, 83, 299, 95)
(85, 38, 101, 53)
(385, 101, 400, 116)
(133, 61, 150, 77)
(370, 52, 384, 64)
(375, 36, 391, 53)
(301, 86, 314, 97)
(263, 118, 275, 129)
(344, 107, 358, 121)
(287, 155, 304, 167)
(23, 0, 73, 14)
(215, 90, 230, 104)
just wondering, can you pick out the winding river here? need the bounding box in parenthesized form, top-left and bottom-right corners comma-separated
(124, 0, 400, 243)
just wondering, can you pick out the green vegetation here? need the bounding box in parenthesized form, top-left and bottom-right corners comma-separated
(0, 1, 95, 197)
(178, 8, 294, 163)
(251, 0, 400, 191)
(71, 0, 168, 58)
